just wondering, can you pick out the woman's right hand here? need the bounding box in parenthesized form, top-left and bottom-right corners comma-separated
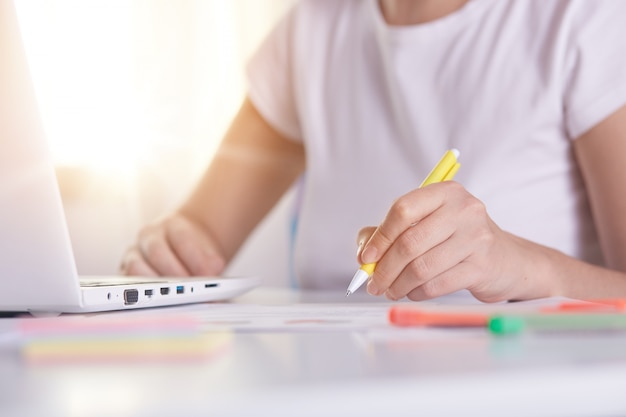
(120, 212, 226, 277)
(120, 96, 304, 279)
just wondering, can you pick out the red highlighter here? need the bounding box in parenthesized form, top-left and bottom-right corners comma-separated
(389, 306, 488, 327)
(541, 299, 626, 313)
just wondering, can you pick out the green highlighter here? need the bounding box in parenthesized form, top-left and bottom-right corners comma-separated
(489, 313, 626, 335)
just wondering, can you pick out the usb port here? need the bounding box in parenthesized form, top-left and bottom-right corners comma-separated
(176, 285, 184, 294)
(160, 287, 170, 295)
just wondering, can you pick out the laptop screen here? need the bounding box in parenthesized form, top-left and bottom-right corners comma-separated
(0, 0, 83, 310)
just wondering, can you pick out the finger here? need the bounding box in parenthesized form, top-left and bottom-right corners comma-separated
(366, 194, 458, 296)
(360, 183, 455, 265)
(382, 231, 472, 300)
(120, 247, 158, 277)
(138, 228, 191, 276)
(167, 217, 226, 276)
(404, 260, 477, 301)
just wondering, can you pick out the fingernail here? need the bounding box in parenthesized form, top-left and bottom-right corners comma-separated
(384, 290, 397, 301)
(356, 240, 364, 256)
(361, 245, 377, 264)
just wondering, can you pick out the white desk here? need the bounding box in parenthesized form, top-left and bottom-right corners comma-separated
(1, 288, 625, 417)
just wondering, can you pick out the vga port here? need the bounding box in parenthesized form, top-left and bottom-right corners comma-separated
(123, 289, 139, 305)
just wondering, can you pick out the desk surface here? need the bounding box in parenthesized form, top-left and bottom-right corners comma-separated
(1, 288, 625, 417)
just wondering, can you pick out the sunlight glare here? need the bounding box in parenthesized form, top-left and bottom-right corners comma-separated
(15, 0, 151, 176)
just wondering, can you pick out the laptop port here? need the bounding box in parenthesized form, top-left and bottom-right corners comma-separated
(124, 289, 139, 305)
(205, 283, 219, 288)
(160, 287, 170, 295)
(144, 289, 153, 297)
(176, 285, 184, 294)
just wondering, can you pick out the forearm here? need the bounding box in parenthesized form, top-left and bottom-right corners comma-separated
(179, 98, 305, 262)
(504, 231, 626, 301)
(511, 104, 626, 301)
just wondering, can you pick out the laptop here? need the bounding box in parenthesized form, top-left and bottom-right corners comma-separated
(0, 1, 260, 314)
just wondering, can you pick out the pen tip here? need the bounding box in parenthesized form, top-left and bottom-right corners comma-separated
(346, 291, 351, 297)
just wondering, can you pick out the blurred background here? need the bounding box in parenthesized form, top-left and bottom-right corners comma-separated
(14, 0, 297, 287)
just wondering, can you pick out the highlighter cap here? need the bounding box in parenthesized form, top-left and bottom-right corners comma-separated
(489, 315, 525, 335)
(388, 306, 421, 327)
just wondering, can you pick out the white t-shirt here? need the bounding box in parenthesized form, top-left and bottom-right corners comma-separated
(246, 0, 626, 289)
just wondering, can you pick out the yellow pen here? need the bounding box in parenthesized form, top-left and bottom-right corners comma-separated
(346, 148, 461, 297)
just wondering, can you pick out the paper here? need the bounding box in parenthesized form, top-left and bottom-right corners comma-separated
(109, 295, 566, 333)
(114, 302, 392, 332)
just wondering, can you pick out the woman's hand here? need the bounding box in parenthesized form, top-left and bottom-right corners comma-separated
(120, 212, 226, 277)
(119, 96, 305, 279)
(357, 181, 555, 303)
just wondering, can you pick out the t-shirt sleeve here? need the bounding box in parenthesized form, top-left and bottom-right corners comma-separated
(564, 1, 626, 140)
(245, 5, 301, 142)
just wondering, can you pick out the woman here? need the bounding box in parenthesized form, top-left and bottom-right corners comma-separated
(121, 0, 626, 302)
